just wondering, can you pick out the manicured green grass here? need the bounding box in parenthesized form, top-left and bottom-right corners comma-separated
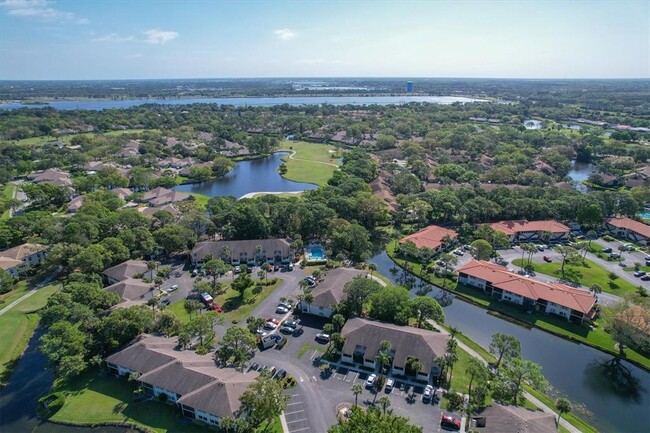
(511, 258, 637, 295)
(49, 371, 207, 433)
(11, 129, 158, 147)
(251, 192, 303, 199)
(189, 193, 210, 207)
(0, 283, 60, 384)
(0, 281, 29, 309)
(296, 344, 326, 360)
(522, 384, 598, 433)
(278, 141, 340, 186)
(169, 279, 283, 324)
(1, 183, 16, 219)
(215, 279, 283, 322)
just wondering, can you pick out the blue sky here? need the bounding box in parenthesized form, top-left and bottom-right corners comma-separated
(0, 0, 648, 80)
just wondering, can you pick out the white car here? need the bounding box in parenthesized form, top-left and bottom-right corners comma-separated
(365, 373, 377, 388)
(263, 322, 277, 330)
(275, 305, 289, 314)
(384, 378, 394, 393)
(423, 385, 434, 402)
(234, 265, 241, 274)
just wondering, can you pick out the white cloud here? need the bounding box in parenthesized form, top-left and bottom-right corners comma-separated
(1, 0, 88, 23)
(273, 28, 296, 41)
(297, 58, 325, 65)
(144, 29, 179, 45)
(91, 33, 135, 43)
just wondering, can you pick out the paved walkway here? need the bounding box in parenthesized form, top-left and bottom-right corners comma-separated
(431, 322, 581, 433)
(0, 270, 58, 317)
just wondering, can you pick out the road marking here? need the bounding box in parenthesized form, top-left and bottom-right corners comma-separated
(299, 376, 304, 382)
(309, 350, 319, 361)
(286, 401, 303, 406)
(311, 376, 317, 381)
(290, 427, 311, 432)
(290, 393, 300, 397)
(284, 409, 305, 416)
(286, 418, 308, 424)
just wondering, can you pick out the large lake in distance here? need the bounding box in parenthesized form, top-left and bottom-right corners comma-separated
(0, 95, 485, 110)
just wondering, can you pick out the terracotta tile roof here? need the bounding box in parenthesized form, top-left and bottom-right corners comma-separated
(458, 260, 597, 314)
(400, 225, 458, 250)
(489, 220, 570, 236)
(605, 217, 650, 238)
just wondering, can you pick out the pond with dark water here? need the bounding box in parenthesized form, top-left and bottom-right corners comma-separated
(174, 152, 318, 198)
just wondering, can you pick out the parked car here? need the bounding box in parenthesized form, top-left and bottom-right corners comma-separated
(276, 306, 289, 314)
(266, 318, 280, 325)
(280, 326, 294, 334)
(453, 249, 464, 256)
(234, 265, 241, 274)
(279, 302, 292, 310)
(423, 385, 434, 402)
(365, 373, 377, 388)
(200, 292, 213, 305)
(603, 247, 613, 253)
(536, 244, 545, 251)
(273, 265, 280, 272)
(209, 304, 222, 312)
(249, 363, 259, 371)
(284, 320, 298, 329)
(440, 414, 461, 431)
(274, 369, 287, 380)
(543, 256, 552, 262)
(384, 378, 394, 393)
(315, 333, 330, 343)
(167, 284, 179, 293)
(160, 298, 171, 307)
(634, 271, 647, 277)
(610, 252, 621, 259)
(258, 365, 268, 373)
(288, 263, 294, 271)
(263, 322, 277, 330)
(619, 262, 627, 268)
(256, 329, 268, 337)
(191, 269, 198, 277)
(641, 275, 650, 281)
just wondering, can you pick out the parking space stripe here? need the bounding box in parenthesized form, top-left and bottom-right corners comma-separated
(290, 427, 311, 432)
(286, 401, 303, 406)
(286, 418, 308, 424)
(284, 409, 305, 416)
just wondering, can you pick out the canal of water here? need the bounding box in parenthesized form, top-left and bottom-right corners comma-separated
(369, 251, 650, 433)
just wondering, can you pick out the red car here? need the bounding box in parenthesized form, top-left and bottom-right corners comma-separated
(440, 414, 461, 431)
(265, 317, 280, 325)
(210, 304, 222, 313)
(543, 256, 552, 262)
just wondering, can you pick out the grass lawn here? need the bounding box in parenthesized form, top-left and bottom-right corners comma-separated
(511, 258, 637, 296)
(0, 282, 60, 385)
(49, 371, 207, 433)
(278, 141, 340, 186)
(189, 193, 211, 208)
(251, 192, 303, 199)
(0, 281, 29, 309)
(215, 279, 283, 322)
(168, 279, 283, 324)
(2, 183, 16, 219)
(11, 129, 157, 147)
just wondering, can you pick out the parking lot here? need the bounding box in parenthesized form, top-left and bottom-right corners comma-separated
(283, 392, 311, 433)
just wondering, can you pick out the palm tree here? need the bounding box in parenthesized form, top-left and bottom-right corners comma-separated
(298, 279, 308, 291)
(147, 260, 159, 280)
(351, 383, 363, 407)
(376, 351, 392, 375)
(368, 262, 377, 280)
(590, 283, 603, 295)
(254, 244, 263, 265)
(147, 296, 159, 320)
(303, 290, 314, 314)
(445, 339, 459, 387)
(378, 396, 391, 415)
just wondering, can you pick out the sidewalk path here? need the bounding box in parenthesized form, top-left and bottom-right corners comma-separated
(431, 322, 582, 433)
(0, 270, 59, 317)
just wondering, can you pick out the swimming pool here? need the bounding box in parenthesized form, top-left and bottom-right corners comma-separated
(640, 212, 650, 219)
(305, 245, 326, 261)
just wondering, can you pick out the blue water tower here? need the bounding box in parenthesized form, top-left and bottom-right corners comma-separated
(406, 81, 414, 92)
